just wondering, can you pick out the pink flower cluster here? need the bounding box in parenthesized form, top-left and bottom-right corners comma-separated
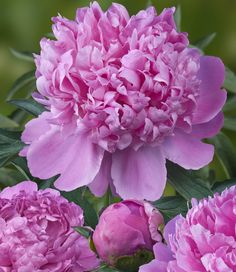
(21, 2, 226, 200)
(93, 200, 164, 265)
(140, 186, 236, 272)
(0, 181, 99, 271)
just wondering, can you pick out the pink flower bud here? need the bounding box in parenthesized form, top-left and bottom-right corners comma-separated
(93, 200, 164, 265)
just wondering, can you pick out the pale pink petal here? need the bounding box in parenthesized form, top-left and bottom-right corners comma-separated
(89, 152, 112, 197)
(191, 112, 224, 139)
(162, 130, 214, 170)
(193, 56, 227, 124)
(111, 147, 166, 201)
(54, 134, 104, 191)
(139, 259, 167, 272)
(21, 112, 51, 143)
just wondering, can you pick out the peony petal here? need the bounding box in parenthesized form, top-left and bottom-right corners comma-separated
(153, 242, 173, 262)
(54, 135, 104, 191)
(0, 181, 37, 199)
(89, 152, 112, 197)
(21, 112, 51, 143)
(193, 56, 227, 124)
(191, 112, 224, 139)
(27, 128, 104, 191)
(163, 130, 214, 170)
(163, 215, 182, 246)
(139, 259, 167, 272)
(111, 146, 166, 201)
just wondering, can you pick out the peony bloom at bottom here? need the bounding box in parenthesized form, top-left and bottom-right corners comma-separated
(139, 186, 236, 272)
(93, 200, 164, 270)
(0, 181, 99, 272)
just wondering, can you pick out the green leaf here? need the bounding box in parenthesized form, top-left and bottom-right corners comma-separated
(10, 48, 34, 62)
(0, 167, 24, 188)
(212, 179, 236, 193)
(0, 129, 24, 167)
(96, 265, 121, 272)
(8, 98, 45, 117)
(11, 157, 32, 181)
(209, 132, 236, 178)
(153, 195, 188, 222)
(7, 70, 35, 100)
(0, 114, 19, 129)
(223, 96, 236, 112)
(62, 188, 99, 229)
(115, 249, 154, 272)
(174, 5, 181, 31)
(224, 67, 236, 93)
(224, 116, 236, 131)
(194, 32, 216, 50)
(74, 226, 92, 238)
(167, 161, 213, 200)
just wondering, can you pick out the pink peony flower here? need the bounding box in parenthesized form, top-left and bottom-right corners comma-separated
(21, 2, 226, 200)
(139, 186, 236, 272)
(93, 200, 164, 265)
(0, 181, 99, 271)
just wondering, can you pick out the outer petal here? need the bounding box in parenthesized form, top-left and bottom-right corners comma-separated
(154, 243, 173, 262)
(111, 146, 166, 201)
(21, 112, 51, 143)
(193, 56, 227, 124)
(27, 129, 104, 191)
(191, 112, 224, 139)
(89, 152, 112, 197)
(0, 181, 37, 199)
(163, 215, 182, 246)
(162, 130, 214, 170)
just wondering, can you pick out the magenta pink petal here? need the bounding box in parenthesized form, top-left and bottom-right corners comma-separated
(0, 181, 37, 199)
(111, 146, 166, 201)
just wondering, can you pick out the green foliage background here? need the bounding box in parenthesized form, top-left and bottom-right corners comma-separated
(0, 0, 236, 115)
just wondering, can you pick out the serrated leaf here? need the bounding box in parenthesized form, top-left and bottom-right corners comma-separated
(10, 48, 34, 62)
(153, 195, 187, 222)
(212, 179, 236, 193)
(194, 32, 216, 50)
(0, 114, 19, 129)
(224, 67, 236, 93)
(174, 5, 181, 31)
(62, 188, 99, 229)
(209, 132, 236, 178)
(7, 70, 35, 100)
(224, 116, 236, 131)
(8, 98, 45, 117)
(167, 161, 213, 200)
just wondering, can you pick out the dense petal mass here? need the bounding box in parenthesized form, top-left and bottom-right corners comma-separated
(112, 147, 166, 200)
(139, 186, 236, 272)
(21, 1, 226, 200)
(0, 181, 99, 271)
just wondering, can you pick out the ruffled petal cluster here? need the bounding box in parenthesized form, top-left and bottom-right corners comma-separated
(139, 186, 236, 272)
(21, 1, 226, 200)
(0, 181, 99, 271)
(93, 200, 163, 265)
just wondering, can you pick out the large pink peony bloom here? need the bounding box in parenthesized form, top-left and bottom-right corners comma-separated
(139, 186, 236, 272)
(0, 181, 99, 271)
(93, 200, 164, 265)
(21, 2, 226, 200)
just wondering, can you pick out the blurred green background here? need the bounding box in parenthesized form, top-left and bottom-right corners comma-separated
(0, 0, 236, 115)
